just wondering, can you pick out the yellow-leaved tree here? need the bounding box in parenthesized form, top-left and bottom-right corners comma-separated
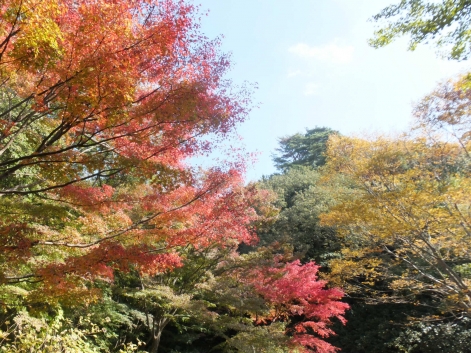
(320, 75, 471, 316)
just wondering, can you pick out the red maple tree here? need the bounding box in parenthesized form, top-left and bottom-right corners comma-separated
(250, 259, 349, 353)
(0, 0, 254, 297)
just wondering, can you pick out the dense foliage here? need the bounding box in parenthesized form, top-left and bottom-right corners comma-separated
(254, 73, 471, 351)
(256, 166, 341, 266)
(272, 127, 338, 172)
(0, 1, 349, 352)
(3, 0, 471, 352)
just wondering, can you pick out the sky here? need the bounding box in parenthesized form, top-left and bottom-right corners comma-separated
(196, 0, 470, 181)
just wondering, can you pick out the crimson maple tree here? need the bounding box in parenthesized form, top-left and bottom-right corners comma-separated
(0, 0, 254, 301)
(248, 259, 349, 353)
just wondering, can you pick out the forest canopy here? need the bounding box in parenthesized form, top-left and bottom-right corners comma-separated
(1, 0, 471, 352)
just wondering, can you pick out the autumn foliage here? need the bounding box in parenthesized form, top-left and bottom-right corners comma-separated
(0, 0, 250, 284)
(250, 259, 348, 353)
(321, 100, 471, 315)
(0, 1, 348, 352)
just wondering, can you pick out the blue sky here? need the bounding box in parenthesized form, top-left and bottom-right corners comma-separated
(197, 0, 470, 181)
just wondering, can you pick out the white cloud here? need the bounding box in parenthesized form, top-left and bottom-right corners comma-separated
(304, 82, 319, 96)
(287, 69, 302, 78)
(289, 41, 354, 64)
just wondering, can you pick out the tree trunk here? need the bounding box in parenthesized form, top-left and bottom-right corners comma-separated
(148, 331, 162, 353)
(148, 318, 169, 353)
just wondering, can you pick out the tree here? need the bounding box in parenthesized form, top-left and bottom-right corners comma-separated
(246, 259, 349, 353)
(0, 0, 256, 299)
(370, 0, 471, 60)
(321, 131, 471, 316)
(257, 128, 341, 265)
(0, 4, 267, 351)
(272, 127, 338, 172)
(257, 166, 341, 265)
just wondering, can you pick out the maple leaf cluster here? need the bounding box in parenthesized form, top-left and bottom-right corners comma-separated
(250, 259, 349, 353)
